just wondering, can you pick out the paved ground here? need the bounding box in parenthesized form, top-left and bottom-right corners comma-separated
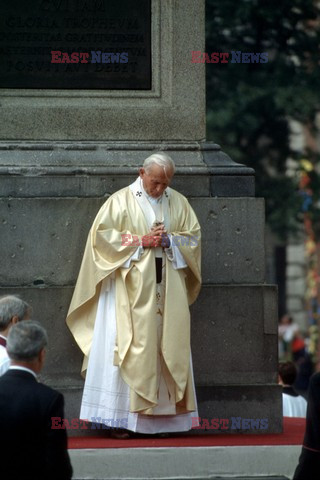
(70, 445, 298, 479)
(72, 478, 289, 480)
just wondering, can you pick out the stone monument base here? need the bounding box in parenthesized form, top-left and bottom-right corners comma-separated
(0, 141, 281, 434)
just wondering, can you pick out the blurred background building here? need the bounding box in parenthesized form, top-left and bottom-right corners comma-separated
(206, 0, 320, 377)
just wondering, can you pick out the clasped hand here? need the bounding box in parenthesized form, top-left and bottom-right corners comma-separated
(142, 223, 170, 248)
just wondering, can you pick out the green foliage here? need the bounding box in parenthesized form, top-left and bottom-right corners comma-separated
(206, 0, 320, 239)
(300, 159, 320, 239)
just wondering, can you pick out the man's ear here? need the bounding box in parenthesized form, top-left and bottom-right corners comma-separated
(39, 348, 46, 366)
(139, 168, 145, 177)
(11, 315, 20, 325)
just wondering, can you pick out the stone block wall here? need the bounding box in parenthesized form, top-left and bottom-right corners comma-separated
(0, 142, 281, 434)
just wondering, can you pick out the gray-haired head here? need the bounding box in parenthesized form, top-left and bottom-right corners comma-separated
(7, 321, 48, 362)
(143, 152, 176, 177)
(0, 295, 32, 330)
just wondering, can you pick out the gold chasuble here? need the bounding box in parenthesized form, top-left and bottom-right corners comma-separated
(66, 179, 201, 415)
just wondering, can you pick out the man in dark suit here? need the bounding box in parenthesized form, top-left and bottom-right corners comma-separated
(0, 295, 32, 375)
(293, 372, 320, 479)
(0, 320, 73, 480)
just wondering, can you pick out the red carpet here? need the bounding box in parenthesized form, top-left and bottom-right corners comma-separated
(68, 417, 305, 449)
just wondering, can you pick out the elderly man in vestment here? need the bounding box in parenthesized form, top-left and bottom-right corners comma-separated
(66, 153, 201, 434)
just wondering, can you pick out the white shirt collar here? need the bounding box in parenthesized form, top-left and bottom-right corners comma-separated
(9, 365, 38, 380)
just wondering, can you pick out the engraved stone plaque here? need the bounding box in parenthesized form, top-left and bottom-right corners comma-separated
(0, 0, 151, 89)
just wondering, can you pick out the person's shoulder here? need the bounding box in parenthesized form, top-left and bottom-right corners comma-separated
(108, 186, 131, 200)
(0, 368, 9, 383)
(36, 380, 62, 396)
(35, 381, 64, 403)
(92, 186, 131, 223)
(0, 371, 62, 403)
(310, 372, 320, 387)
(97, 186, 131, 210)
(282, 392, 292, 401)
(0, 368, 32, 383)
(168, 187, 190, 205)
(0, 357, 10, 376)
(0, 344, 8, 360)
(298, 395, 307, 404)
(35, 383, 65, 413)
(169, 188, 197, 219)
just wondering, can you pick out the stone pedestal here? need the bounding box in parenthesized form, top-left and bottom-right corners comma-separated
(0, 0, 281, 434)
